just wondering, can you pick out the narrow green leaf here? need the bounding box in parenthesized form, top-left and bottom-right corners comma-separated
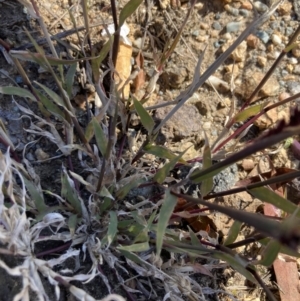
(119, 0, 143, 27)
(91, 39, 112, 82)
(99, 186, 114, 200)
(107, 211, 118, 246)
(115, 176, 146, 200)
(118, 241, 150, 252)
(188, 226, 202, 247)
(0, 86, 36, 101)
(144, 144, 187, 163)
(61, 171, 82, 216)
(34, 89, 66, 121)
(258, 240, 281, 267)
(249, 187, 300, 218)
(133, 97, 155, 134)
(118, 249, 147, 265)
(92, 117, 108, 156)
(156, 189, 178, 256)
(23, 176, 47, 214)
(65, 63, 77, 99)
(68, 214, 78, 236)
(214, 252, 257, 284)
(201, 133, 213, 196)
(34, 81, 64, 106)
(234, 102, 269, 123)
(224, 220, 242, 246)
(154, 151, 186, 184)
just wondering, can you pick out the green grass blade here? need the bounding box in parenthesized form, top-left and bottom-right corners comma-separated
(61, 171, 82, 216)
(65, 63, 77, 99)
(23, 176, 47, 214)
(68, 214, 78, 236)
(249, 187, 299, 217)
(234, 101, 270, 123)
(0, 86, 36, 101)
(107, 211, 118, 246)
(92, 117, 108, 156)
(154, 150, 188, 184)
(144, 144, 187, 163)
(156, 189, 178, 256)
(258, 240, 281, 267)
(115, 176, 146, 200)
(34, 81, 64, 106)
(133, 97, 155, 134)
(119, 0, 143, 27)
(34, 89, 66, 121)
(91, 39, 112, 82)
(118, 242, 150, 252)
(223, 220, 242, 246)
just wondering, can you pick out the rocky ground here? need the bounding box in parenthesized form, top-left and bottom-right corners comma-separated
(0, 0, 300, 300)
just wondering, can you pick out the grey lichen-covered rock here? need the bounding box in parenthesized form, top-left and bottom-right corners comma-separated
(176, 163, 238, 197)
(154, 104, 203, 141)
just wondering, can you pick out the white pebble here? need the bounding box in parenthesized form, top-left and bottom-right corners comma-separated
(254, 1, 268, 12)
(271, 34, 282, 45)
(288, 57, 298, 64)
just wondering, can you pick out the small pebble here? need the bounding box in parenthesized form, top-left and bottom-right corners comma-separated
(271, 34, 282, 45)
(26, 152, 35, 162)
(242, 159, 254, 171)
(293, 65, 300, 75)
(223, 32, 232, 40)
(285, 27, 293, 36)
(239, 9, 249, 17)
(292, 44, 300, 58)
(255, 30, 270, 43)
(15, 76, 23, 84)
(269, 21, 279, 30)
(241, 1, 252, 10)
(224, 4, 239, 16)
(246, 34, 259, 48)
(254, 1, 268, 12)
(278, 92, 291, 101)
(212, 21, 222, 31)
(288, 57, 298, 64)
(226, 21, 242, 33)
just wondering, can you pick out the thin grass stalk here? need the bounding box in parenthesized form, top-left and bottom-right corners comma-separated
(202, 170, 300, 200)
(240, 23, 300, 111)
(30, 0, 58, 58)
(96, 96, 119, 192)
(212, 92, 300, 154)
(110, 0, 119, 66)
(81, 0, 92, 51)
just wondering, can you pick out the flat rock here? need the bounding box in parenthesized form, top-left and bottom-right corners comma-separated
(154, 104, 202, 140)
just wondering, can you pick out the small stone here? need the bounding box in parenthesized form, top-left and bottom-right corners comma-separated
(286, 64, 294, 73)
(224, 4, 239, 16)
(226, 21, 242, 33)
(271, 34, 282, 45)
(278, 108, 290, 123)
(200, 22, 209, 30)
(246, 34, 259, 48)
(239, 9, 249, 17)
(241, 1, 252, 10)
(256, 30, 270, 44)
(202, 122, 211, 130)
(236, 72, 280, 100)
(288, 57, 298, 64)
(278, 92, 291, 101)
(231, 41, 247, 62)
(35, 148, 50, 161)
(257, 56, 267, 67)
(242, 159, 255, 171)
(292, 44, 300, 58)
(26, 152, 35, 162)
(285, 27, 294, 36)
(254, 1, 268, 12)
(278, 1, 292, 16)
(293, 65, 300, 75)
(223, 32, 232, 40)
(254, 106, 278, 130)
(212, 21, 222, 31)
(210, 30, 219, 38)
